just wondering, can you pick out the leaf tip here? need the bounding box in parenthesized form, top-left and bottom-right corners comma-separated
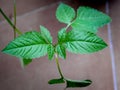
(20, 58, 32, 67)
(1, 47, 7, 54)
(66, 79, 92, 88)
(104, 42, 108, 48)
(39, 25, 43, 30)
(1, 48, 5, 52)
(108, 16, 112, 23)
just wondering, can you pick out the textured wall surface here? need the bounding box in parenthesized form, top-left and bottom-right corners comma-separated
(110, 0, 120, 89)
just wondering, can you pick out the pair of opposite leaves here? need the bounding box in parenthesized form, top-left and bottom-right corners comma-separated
(2, 3, 111, 66)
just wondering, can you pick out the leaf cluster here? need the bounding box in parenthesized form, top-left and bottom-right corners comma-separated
(2, 3, 111, 65)
(1, 3, 111, 88)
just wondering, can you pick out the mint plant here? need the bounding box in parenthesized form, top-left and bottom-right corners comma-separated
(0, 2, 111, 89)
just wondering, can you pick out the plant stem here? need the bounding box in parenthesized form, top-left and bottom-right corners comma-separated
(65, 23, 71, 30)
(0, 8, 22, 35)
(55, 53, 64, 79)
(13, 0, 17, 38)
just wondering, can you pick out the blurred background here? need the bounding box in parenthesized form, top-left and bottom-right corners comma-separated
(0, 0, 119, 90)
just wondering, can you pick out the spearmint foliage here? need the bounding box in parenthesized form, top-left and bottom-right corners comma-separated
(1, 3, 111, 89)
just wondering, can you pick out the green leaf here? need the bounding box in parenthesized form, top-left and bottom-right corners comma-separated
(65, 30, 107, 54)
(2, 31, 49, 59)
(56, 28, 67, 59)
(48, 78, 65, 84)
(72, 19, 98, 33)
(66, 79, 92, 88)
(56, 3, 75, 24)
(40, 25, 52, 44)
(21, 58, 32, 66)
(72, 6, 111, 33)
(56, 44, 66, 59)
(58, 28, 67, 43)
(47, 44, 55, 60)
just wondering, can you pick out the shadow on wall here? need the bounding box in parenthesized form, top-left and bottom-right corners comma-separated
(64, 0, 116, 9)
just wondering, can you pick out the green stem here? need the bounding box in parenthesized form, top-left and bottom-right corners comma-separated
(55, 53, 64, 79)
(13, 0, 17, 38)
(65, 23, 71, 30)
(0, 8, 22, 35)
